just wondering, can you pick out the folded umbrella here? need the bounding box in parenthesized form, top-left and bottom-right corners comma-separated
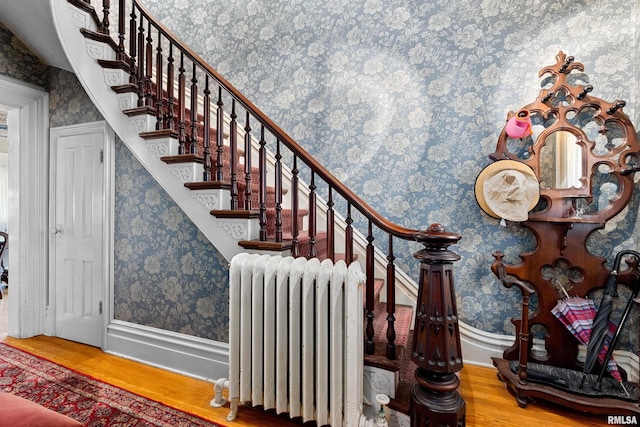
(584, 269, 617, 376)
(551, 296, 621, 382)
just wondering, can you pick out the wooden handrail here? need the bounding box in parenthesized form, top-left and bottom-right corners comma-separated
(132, 0, 420, 241)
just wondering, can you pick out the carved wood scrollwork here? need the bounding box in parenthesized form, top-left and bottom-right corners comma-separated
(487, 51, 640, 414)
(489, 51, 640, 223)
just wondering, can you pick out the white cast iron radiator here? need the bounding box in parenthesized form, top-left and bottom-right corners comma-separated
(212, 253, 368, 426)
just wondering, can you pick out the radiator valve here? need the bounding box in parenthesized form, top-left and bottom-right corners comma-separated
(375, 394, 390, 427)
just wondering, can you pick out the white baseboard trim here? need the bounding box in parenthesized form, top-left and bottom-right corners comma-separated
(460, 321, 516, 368)
(105, 320, 229, 382)
(106, 319, 638, 385)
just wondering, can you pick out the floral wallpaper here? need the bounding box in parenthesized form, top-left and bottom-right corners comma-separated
(114, 141, 229, 341)
(48, 68, 103, 127)
(143, 0, 640, 351)
(0, 22, 49, 89)
(0, 20, 229, 342)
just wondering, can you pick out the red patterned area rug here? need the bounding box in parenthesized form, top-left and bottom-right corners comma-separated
(0, 343, 222, 426)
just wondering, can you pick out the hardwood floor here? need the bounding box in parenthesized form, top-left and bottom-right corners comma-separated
(0, 292, 614, 426)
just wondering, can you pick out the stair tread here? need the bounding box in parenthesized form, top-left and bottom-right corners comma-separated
(161, 154, 203, 164)
(372, 303, 413, 348)
(364, 343, 407, 372)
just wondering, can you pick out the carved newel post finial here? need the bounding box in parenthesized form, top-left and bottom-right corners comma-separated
(410, 224, 465, 427)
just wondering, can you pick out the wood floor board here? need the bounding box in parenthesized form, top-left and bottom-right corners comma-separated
(0, 289, 616, 427)
(0, 335, 615, 426)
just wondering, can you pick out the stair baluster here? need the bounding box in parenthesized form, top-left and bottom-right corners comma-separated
(165, 44, 175, 130)
(291, 156, 299, 256)
(386, 236, 397, 360)
(202, 76, 211, 181)
(154, 30, 163, 130)
(144, 21, 153, 108)
(345, 203, 353, 263)
(99, 0, 110, 34)
(215, 87, 224, 180)
(258, 126, 267, 240)
(177, 53, 186, 153)
(117, 0, 126, 61)
(307, 172, 316, 258)
(365, 221, 375, 355)
(243, 112, 252, 210)
(326, 188, 335, 261)
(229, 100, 238, 209)
(136, 14, 144, 107)
(274, 140, 283, 242)
(189, 63, 198, 155)
(127, 3, 137, 86)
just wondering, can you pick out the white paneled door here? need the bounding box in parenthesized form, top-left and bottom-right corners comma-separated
(51, 122, 110, 347)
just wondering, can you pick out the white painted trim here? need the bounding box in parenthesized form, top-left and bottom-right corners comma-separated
(105, 319, 229, 381)
(46, 121, 114, 349)
(0, 74, 49, 338)
(459, 321, 516, 368)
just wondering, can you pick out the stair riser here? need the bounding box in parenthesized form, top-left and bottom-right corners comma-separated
(85, 38, 115, 61)
(167, 162, 203, 184)
(191, 189, 231, 211)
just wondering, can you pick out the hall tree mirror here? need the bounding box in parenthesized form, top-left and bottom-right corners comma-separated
(474, 51, 640, 416)
(539, 131, 583, 190)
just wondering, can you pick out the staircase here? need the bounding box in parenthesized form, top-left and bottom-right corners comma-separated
(53, 1, 464, 425)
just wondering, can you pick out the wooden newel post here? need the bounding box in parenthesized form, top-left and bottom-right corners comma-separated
(411, 223, 465, 427)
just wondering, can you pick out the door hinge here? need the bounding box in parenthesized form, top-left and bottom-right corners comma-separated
(99, 149, 104, 164)
(99, 301, 103, 314)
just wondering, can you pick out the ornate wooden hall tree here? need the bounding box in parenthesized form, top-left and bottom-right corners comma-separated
(485, 52, 640, 414)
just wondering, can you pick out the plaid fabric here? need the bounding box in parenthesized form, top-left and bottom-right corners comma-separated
(552, 296, 622, 381)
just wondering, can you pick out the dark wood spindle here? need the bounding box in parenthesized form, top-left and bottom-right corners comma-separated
(291, 156, 299, 257)
(117, 0, 125, 61)
(177, 53, 186, 154)
(136, 15, 145, 106)
(202, 76, 211, 181)
(365, 220, 375, 355)
(326, 187, 335, 261)
(258, 126, 267, 241)
(165, 44, 175, 130)
(100, 0, 110, 34)
(386, 235, 397, 360)
(345, 203, 353, 263)
(215, 87, 225, 181)
(274, 139, 283, 242)
(144, 21, 153, 108)
(307, 172, 317, 259)
(128, 4, 137, 85)
(189, 63, 198, 155)
(229, 100, 238, 209)
(243, 112, 252, 210)
(154, 30, 163, 130)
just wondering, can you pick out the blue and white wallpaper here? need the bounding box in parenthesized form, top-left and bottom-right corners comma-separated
(114, 141, 229, 341)
(0, 21, 49, 89)
(143, 0, 640, 350)
(0, 21, 230, 342)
